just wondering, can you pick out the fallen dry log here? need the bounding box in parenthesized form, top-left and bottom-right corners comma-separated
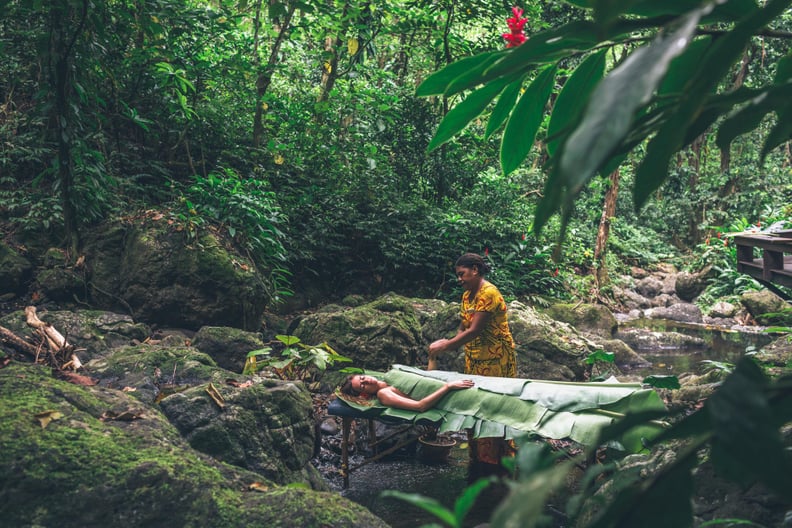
(24, 306, 83, 370)
(0, 324, 38, 357)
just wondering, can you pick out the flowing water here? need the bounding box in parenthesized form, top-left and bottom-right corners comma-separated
(319, 320, 777, 527)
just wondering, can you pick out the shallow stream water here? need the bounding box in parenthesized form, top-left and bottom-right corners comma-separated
(320, 319, 776, 527)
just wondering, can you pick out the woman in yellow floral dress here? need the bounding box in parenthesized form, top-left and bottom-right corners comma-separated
(428, 252, 517, 468)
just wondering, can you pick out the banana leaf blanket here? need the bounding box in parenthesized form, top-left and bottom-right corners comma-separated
(335, 365, 667, 453)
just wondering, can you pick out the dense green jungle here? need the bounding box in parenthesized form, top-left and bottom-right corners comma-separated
(1, 0, 792, 527)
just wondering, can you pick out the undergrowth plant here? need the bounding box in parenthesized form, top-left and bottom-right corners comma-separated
(180, 168, 292, 303)
(243, 335, 352, 389)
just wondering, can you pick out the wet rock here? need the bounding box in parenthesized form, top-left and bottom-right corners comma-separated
(635, 276, 664, 297)
(543, 302, 618, 338)
(741, 289, 787, 319)
(675, 267, 711, 301)
(616, 327, 706, 351)
(644, 303, 703, 324)
(707, 301, 738, 318)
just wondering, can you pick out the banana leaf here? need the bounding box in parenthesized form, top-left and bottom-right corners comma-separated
(339, 365, 666, 453)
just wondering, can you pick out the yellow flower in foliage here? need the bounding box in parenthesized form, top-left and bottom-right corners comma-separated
(274, 154, 285, 165)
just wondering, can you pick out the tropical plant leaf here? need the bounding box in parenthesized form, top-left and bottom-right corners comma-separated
(546, 50, 606, 156)
(643, 375, 681, 389)
(415, 52, 500, 97)
(560, 7, 703, 199)
(657, 36, 711, 96)
(453, 477, 495, 523)
(633, 0, 791, 208)
(587, 449, 696, 528)
(761, 103, 792, 160)
(500, 64, 557, 175)
(275, 334, 300, 346)
(491, 455, 577, 528)
(427, 76, 513, 152)
(485, 75, 526, 140)
(716, 82, 792, 152)
(707, 358, 792, 500)
(483, 20, 602, 83)
(380, 491, 457, 527)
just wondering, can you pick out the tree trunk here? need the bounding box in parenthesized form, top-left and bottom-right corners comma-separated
(50, 0, 88, 256)
(594, 168, 620, 286)
(252, 1, 297, 147)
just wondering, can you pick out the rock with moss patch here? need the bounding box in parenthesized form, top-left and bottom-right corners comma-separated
(293, 293, 423, 370)
(0, 362, 387, 528)
(83, 219, 268, 331)
(0, 241, 32, 295)
(192, 325, 267, 373)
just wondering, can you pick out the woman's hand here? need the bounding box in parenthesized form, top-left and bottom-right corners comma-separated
(446, 379, 474, 391)
(429, 338, 450, 355)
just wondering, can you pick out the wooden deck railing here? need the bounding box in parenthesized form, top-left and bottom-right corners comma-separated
(734, 229, 792, 290)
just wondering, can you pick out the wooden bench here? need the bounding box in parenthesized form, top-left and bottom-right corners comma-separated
(734, 229, 792, 292)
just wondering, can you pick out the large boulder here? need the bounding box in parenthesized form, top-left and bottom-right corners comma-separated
(82, 217, 268, 331)
(0, 362, 387, 528)
(0, 240, 32, 295)
(507, 301, 599, 381)
(675, 266, 712, 302)
(293, 293, 424, 370)
(741, 289, 788, 320)
(159, 378, 325, 489)
(543, 302, 618, 338)
(192, 325, 267, 373)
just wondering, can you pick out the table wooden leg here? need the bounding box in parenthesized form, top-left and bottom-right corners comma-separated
(341, 416, 351, 489)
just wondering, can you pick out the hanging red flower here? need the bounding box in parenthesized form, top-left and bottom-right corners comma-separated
(502, 6, 527, 48)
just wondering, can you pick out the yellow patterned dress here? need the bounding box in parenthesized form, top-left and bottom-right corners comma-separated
(461, 280, 517, 466)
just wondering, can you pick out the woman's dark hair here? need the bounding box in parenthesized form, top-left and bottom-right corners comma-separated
(340, 375, 361, 397)
(455, 252, 490, 275)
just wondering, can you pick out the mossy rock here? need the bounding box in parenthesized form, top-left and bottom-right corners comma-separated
(83, 217, 269, 331)
(0, 362, 387, 528)
(543, 302, 618, 338)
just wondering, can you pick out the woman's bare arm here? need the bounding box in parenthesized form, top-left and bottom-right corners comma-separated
(377, 379, 474, 412)
(428, 311, 491, 356)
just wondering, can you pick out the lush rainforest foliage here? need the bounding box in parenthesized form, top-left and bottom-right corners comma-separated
(2, 0, 789, 307)
(2, 2, 792, 526)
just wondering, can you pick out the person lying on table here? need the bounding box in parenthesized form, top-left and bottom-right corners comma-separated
(339, 373, 474, 412)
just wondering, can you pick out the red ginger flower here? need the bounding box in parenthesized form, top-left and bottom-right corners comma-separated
(502, 6, 527, 48)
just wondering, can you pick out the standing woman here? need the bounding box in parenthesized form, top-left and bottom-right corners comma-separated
(428, 252, 517, 468)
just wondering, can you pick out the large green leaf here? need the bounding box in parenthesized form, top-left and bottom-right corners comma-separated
(415, 52, 500, 97)
(657, 36, 711, 96)
(426, 75, 514, 152)
(761, 53, 792, 160)
(500, 65, 557, 176)
(761, 101, 792, 160)
(588, 451, 696, 528)
(352, 366, 670, 452)
(633, 0, 792, 208)
(708, 358, 792, 500)
(559, 7, 703, 198)
(716, 82, 792, 152)
(484, 75, 526, 140)
(546, 50, 607, 156)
